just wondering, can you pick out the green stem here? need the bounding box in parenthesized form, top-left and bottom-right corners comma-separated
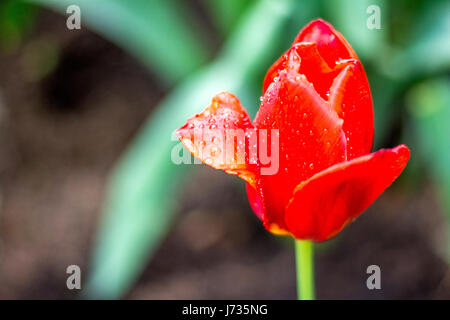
(295, 239, 315, 300)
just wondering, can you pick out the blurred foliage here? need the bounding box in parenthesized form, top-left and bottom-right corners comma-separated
(202, 0, 256, 36)
(407, 78, 450, 254)
(382, 0, 450, 79)
(16, 0, 450, 298)
(84, 0, 299, 299)
(29, 0, 211, 84)
(0, 0, 37, 51)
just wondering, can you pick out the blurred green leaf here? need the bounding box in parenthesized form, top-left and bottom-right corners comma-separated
(0, 0, 37, 51)
(406, 78, 450, 252)
(85, 0, 296, 299)
(202, 0, 255, 36)
(28, 0, 210, 83)
(384, 0, 450, 78)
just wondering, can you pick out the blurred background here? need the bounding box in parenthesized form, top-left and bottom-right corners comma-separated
(0, 0, 449, 299)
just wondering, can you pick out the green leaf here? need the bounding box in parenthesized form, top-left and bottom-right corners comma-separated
(202, 0, 255, 36)
(28, 0, 210, 83)
(0, 0, 37, 51)
(406, 78, 450, 255)
(384, 0, 450, 78)
(85, 0, 296, 299)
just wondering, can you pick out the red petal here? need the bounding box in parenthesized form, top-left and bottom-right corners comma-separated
(246, 181, 292, 236)
(294, 19, 357, 68)
(176, 92, 258, 187)
(263, 52, 287, 95)
(261, 22, 373, 158)
(254, 69, 347, 230)
(246, 182, 264, 221)
(263, 43, 348, 98)
(285, 145, 410, 241)
(329, 59, 374, 159)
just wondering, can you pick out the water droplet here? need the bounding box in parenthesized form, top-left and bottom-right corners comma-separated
(210, 146, 220, 156)
(309, 163, 314, 170)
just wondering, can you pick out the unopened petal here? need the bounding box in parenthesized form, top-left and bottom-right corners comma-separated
(294, 18, 358, 68)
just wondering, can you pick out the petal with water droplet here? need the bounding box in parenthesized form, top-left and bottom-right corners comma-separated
(329, 60, 374, 159)
(285, 145, 410, 241)
(254, 70, 347, 230)
(176, 92, 258, 187)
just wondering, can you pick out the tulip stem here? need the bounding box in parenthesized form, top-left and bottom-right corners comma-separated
(295, 239, 315, 300)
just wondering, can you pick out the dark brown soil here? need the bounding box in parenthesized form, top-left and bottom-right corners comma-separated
(0, 10, 448, 300)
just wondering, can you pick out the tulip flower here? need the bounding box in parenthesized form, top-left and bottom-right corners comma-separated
(176, 19, 410, 299)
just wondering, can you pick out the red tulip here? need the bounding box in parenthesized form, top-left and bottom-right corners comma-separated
(176, 19, 410, 241)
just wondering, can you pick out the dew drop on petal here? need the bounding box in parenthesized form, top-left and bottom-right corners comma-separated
(210, 147, 219, 156)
